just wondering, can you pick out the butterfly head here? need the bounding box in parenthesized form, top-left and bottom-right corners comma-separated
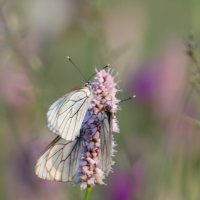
(84, 81, 92, 88)
(104, 105, 112, 112)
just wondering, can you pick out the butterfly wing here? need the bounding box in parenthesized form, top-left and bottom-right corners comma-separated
(99, 111, 113, 176)
(35, 136, 82, 182)
(47, 87, 92, 141)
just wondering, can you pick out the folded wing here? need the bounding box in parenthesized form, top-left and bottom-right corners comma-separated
(99, 111, 113, 176)
(35, 136, 82, 182)
(47, 87, 92, 141)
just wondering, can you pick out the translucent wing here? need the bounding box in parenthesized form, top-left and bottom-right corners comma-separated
(47, 87, 92, 141)
(99, 111, 113, 176)
(35, 136, 82, 182)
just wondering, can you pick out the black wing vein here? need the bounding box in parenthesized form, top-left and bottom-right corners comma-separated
(35, 136, 82, 182)
(47, 87, 92, 141)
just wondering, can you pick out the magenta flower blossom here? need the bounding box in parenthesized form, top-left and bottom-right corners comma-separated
(35, 68, 120, 190)
(108, 169, 133, 200)
(128, 39, 189, 125)
(75, 69, 119, 189)
(108, 161, 145, 200)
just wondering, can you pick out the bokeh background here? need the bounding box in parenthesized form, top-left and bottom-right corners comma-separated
(0, 0, 200, 199)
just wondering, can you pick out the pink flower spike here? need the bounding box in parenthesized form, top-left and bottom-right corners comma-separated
(74, 68, 120, 189)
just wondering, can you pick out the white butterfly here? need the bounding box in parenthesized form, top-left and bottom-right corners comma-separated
(35, 81, 93, 181)
(35, 65, 116, 183)
(47, 86, 92, 141)
(35, 110, 113, 182)
(35, 135, 83, 181)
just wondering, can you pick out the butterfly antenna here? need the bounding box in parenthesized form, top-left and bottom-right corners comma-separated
(67, 56, 88, 82)
(87, 64, 110, 81)
(119, 95, 136, 104)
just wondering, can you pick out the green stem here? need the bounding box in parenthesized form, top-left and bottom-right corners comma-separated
(84, 188, 92, 200)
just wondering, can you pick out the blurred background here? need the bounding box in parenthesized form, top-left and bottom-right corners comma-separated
(0, 0, 200, 199)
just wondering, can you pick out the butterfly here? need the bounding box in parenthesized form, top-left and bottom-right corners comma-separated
(47, 86, 93, 141)
(46, 63, 110, 141)
(35, 135, 83, 181)
(35, 67, 117, 183)
(35, 110, 113, 181)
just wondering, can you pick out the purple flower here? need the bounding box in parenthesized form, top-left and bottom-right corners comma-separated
(75, 69, 119, 189)
(108, 169, 132, 200)
(128, 64, 161, 105)
(128, 39, 189, 120)
(108, 160, 145, 200)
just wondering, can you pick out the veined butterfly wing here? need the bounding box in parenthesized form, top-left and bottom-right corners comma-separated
(35, 135, 82, 182)
(47, 87, 92, 141)
(99, 110, 113, 176)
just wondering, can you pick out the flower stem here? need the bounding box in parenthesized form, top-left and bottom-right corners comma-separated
(84, 188, 92, 200)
